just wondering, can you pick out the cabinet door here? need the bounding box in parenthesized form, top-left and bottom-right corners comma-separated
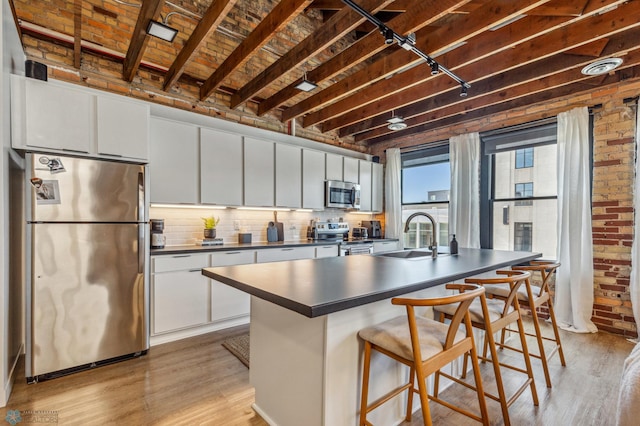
(244, 137, 274, 207)
(96, 96, 149, 161)
(201, 128, 243, 206)
(343, 157, 359, 184)
(149, 118, 199, 204)
(373, 241, 399, 253)
(359, 160, 372, 211)
(275, 144, 302, 208)
(210, 250, 255, 322)
(372, 163, 383, 212)
(24, 78, 92, 153)
(302, 150, 326, 209)
(315, 244, 339, 258)
(256, 246, 315, 263)
(153, 270, 209, 334)
(326, 153, 343, 181)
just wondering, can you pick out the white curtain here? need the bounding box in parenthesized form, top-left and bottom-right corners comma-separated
(630, 102, 640, 335)
(449, 132, 480, 248)
(555, 106, 597, 333)
(385, 148, 403, 248)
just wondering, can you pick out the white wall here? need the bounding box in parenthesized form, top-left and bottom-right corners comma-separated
(1, 0, 25, 406)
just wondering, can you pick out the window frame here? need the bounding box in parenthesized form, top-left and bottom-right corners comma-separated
(401, 142, 450, 206)
(480, 116, 594, 249)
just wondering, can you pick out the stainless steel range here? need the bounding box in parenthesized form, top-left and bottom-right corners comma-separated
(306, 221, 373, 256)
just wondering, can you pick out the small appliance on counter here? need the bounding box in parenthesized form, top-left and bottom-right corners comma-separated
(150, 218, 165, 249)
(352, 227, 368, 239)
(197, 238, 224, 246)
(361, 220, 382, 239)
(307, 220, 349, 241)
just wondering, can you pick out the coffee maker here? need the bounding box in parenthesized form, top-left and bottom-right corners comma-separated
(150, 219, 166, 249)
(361, 220, 382, 239)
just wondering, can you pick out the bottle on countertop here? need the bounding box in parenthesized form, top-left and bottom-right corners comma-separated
(449, 234, 458, 255)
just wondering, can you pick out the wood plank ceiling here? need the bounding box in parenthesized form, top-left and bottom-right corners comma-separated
(11, 0, 640, 146)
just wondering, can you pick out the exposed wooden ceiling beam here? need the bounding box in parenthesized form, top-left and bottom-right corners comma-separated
(368, 62, 640, 145)
(529, 0, 588, 16)
(316, 0, 635, 133)
(263, 0, 470, 118)
(295, 0, 553, 127)
(199, 0, 313, 100)
(229, 0, 395, 109)
(123, 0, 165, 82)
(163, 0, 238, 91)
(355, 28, 640, 142)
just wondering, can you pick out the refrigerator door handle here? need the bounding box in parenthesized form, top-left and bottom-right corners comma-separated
(138, 225, 145, 274)
(138, 171, 145, 224)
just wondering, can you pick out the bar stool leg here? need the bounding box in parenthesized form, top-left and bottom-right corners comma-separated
(484, 325, 511, 426)
(405, 366, 415, 422)
(529, 298, 553, 388)
(515, 313, 539, 406)
(469, 340, 490, 426)
(547, 298, 566, 366)
(359, 341, 372, 426)
(413, 362, 431, 426)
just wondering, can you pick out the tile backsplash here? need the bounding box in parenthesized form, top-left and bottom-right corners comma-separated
(150, 207, 384, 246)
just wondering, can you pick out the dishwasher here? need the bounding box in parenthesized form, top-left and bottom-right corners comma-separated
(339, 242, 374, 256)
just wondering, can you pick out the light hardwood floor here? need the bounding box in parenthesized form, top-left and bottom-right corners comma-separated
(1, 320, 634, 425)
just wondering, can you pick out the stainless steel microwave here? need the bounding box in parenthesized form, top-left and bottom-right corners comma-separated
(326, 180, 360, 209)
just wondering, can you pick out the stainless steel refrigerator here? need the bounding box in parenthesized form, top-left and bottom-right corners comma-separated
(25, 153, 149, 382)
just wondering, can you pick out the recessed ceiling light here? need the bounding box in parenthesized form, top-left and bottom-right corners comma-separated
(581, 58, 623, 76)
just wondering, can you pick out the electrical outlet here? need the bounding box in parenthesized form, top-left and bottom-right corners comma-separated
(234, 220, 240, 231)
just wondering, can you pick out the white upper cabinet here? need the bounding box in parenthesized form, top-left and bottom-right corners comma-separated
(302, 149, 325, 209)
(275, 144, 302, 208)
(11, 75, 150, 161)
(343, 157, 359, 184)
(325, 153, 343, 181)
(372, 162, 383, 212)
(200, 128, 243, 206)
(12, 75, 92, 154)
(359, 160, 372, 212)
(244, 137, 275, 207)
(149, 117, 199, 204)
(96, 96, 149, 161)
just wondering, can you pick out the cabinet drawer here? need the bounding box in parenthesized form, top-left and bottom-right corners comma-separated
(373, 241, 400, 254)
(256, 246, 315, 263)
(315, 245, 339, 258)
(153, 254, 210, 273)
(210, 250, 255, 267)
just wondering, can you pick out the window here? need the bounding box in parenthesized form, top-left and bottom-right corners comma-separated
(515, 182, 533, 206)
(515, 148, 534, 168)
(514, 222, 533, 251)
(401, 143, 450, 250)
(480, 119, 561, 258)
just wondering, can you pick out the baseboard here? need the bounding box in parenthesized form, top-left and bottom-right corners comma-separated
(150, 316, 249, 346)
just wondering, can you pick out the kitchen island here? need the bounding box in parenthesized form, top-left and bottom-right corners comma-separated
(202, 248, 540, 426)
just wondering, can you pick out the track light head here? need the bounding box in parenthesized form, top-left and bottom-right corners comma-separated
(384, 28, 394, 45)
(430, 62, 439, 75)
(460, 84, 468, 97)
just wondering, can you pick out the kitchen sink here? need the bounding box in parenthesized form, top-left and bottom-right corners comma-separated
(375, 249, 448, 259)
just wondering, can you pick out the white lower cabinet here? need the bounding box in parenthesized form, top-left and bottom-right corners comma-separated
(152, 254, 210, 335)
(373, 240, 400, 253)
(256, 246, 316, 263)
(210, 250, 255, 322)
(315, 244, 339, 258)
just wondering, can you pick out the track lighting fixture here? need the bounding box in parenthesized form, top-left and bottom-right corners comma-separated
(342, 0, 470, 93)
(460, 84, 468, 97)
(386, 111, 407, 131)
(383, 27, 394, 44)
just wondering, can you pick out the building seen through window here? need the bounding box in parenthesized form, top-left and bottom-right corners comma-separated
(515, 147, 534, 168)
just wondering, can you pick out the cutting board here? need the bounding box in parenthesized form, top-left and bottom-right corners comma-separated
(274, 211, 284, 241)
(267, 222, 278, 242)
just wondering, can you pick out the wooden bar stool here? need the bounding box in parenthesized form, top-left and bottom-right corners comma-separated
(434, 270, 539, 426)
(358, 284, 489, 426)
(484, 261, 565, 388)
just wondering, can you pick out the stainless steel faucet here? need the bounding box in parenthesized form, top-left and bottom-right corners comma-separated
(404, 212, 438, 258)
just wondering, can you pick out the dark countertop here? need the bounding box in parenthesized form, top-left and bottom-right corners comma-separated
(151, 238, 398, 255)
(201, 248, 541, 318)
